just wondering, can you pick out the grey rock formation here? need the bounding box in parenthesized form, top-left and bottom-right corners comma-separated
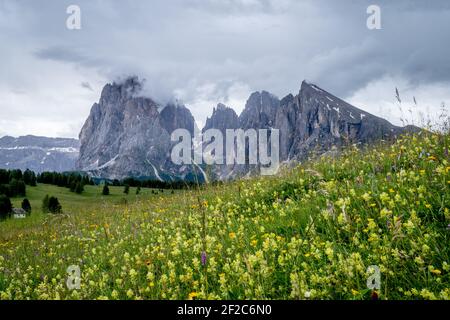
(239, 91, 279, 129)
(75, 77, 417, 181)
(203, 81, 418, 180)
(202, 91, 282, 180)
(76, 77, 202, 181)
(203, 103, 239, 134)
(275, 81, 414, 162)
(4, 79, 413, 181)
(0, 135, 79, 173)
(200, 103, 240, 180)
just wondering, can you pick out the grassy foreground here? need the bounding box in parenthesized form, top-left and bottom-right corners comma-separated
(0, 132, 449, 300)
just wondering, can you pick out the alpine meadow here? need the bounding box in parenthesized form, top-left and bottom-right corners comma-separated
(1, 0, 450, 305)
(0, 130, 449, 300)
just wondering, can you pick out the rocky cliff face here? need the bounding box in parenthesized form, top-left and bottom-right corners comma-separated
(239, 91, 279, 130)
(203, 81, 417, 180)
(2, 79, 414, 180)
(200, 103, 240, 180)
(0, 135, 79, 173)
(203, 103, 239, 134)
(76, 77, 416, 181)
(76, 77, 201, 181)
(275, 81, 411, 162)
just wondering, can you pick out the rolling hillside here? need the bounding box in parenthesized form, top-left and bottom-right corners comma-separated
(0, 131, 449, 300)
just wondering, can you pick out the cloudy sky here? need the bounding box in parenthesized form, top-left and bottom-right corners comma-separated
(1, 0, 449, 138)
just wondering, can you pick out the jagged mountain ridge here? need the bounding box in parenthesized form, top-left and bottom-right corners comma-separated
(276, 81, 413, 161)
(76, 77, 203, 181)
(200, 80, 417, 180)
(79, 78, 418, 181)
(1, 77, 416, 180)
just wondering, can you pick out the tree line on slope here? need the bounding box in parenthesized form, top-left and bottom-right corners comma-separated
(0, 169, 36, 198)
(0, 168, 207, 220)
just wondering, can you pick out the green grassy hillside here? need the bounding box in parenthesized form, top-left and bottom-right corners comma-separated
(0, 132, 449, 300)
(1, 185, 177, 240)
(9, 184, 171, 215)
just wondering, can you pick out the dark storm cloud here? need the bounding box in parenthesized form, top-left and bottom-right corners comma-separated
(1, 0, 449, 137)
(14, 0, 450, 96)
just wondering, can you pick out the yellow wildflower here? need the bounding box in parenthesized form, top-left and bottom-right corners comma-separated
(188, 292, 198, 300)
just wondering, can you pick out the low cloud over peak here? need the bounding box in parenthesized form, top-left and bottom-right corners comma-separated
(1, 0, 449, 138)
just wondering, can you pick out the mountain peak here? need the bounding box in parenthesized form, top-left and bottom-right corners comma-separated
(204, 103, 239, 133)
(216, 103, 228, 111)
(113, 76, 143, 93)
(78, 78, 417, 181)
(300, 80, 327, 94)
(100, 76, 145, 104)
(213, 103, 238, 115)
(239, 90, 280, 129)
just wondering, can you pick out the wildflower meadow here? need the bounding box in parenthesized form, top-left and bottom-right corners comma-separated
(0, 131, 449, 300)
